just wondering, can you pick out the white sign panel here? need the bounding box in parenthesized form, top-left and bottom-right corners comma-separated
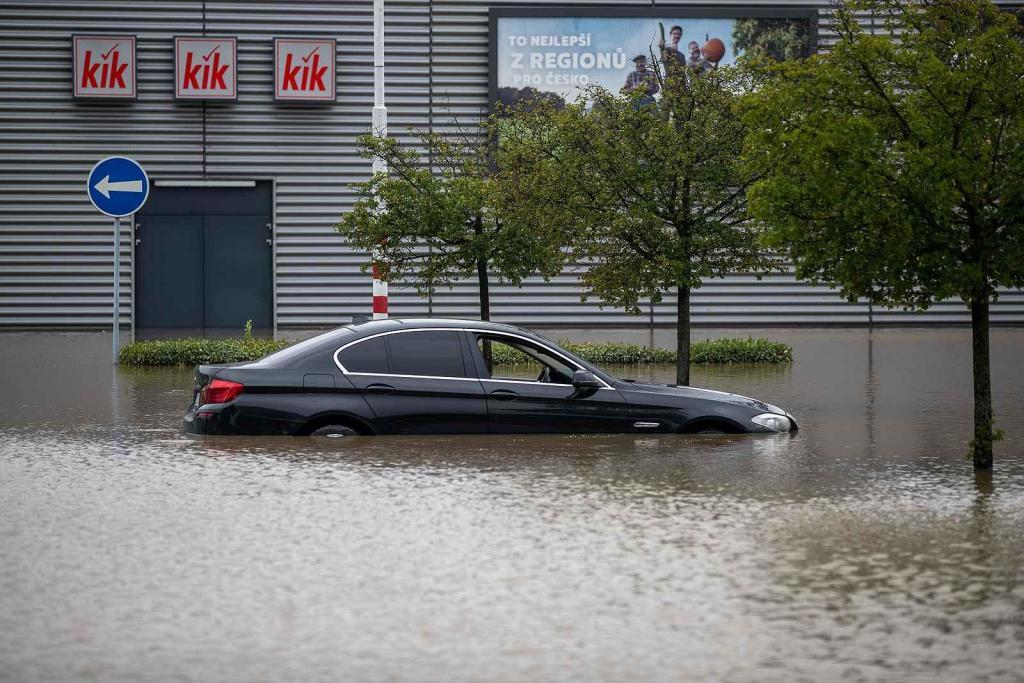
(73, 35, 136, 98)
(274, 38, 336, 101)
(174, 36, 237, 100)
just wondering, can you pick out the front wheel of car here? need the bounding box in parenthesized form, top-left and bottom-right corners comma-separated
(310, 425, 360, 438)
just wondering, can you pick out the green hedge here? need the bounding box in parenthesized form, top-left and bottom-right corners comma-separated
(120, 335, 791, 367)
(690, 337, 792, 364)
(119, 338, 289, 366)
(547, 338, 791, 365)
(532, 340, 675, 364)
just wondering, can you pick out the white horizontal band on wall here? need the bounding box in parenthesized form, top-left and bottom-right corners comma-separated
(156, 180, 257, 188)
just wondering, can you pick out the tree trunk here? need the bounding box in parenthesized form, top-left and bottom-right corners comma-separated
(477, 257, 492, 371)
(970, 294, 993, 470)
(476, 257, 490, 322)
(676, 284, 691, 386)
(473, 214, 490, 323)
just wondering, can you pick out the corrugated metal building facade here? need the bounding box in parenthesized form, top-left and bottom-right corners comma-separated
(0, 0, 1021, 331)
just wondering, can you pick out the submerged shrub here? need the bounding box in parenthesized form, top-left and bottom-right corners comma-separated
(689, 337, 793, 364)
(120, 335, 790, 366)
(495, 338, 792, 365)
(119, 338, 288, 366)
(559, 340, 675, 364)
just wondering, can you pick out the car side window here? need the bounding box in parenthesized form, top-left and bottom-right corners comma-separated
(387, 330, 468, 378)
(476, 334, 575, 385)
(337, 338, 389, 374)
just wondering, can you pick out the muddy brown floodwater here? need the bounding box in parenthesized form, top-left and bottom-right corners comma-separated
(1, 328, 1023, 682)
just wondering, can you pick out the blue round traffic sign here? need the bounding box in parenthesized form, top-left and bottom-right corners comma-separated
(87, 156, 150, 217)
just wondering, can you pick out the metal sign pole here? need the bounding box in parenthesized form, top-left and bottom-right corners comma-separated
(113, 215, 120, 364)
(87, 156, 148, 364)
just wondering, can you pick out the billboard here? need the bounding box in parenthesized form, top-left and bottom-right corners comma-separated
(490, 6, 817, 110)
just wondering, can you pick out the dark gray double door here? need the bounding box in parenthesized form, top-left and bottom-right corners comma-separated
(136, 182, 272, 333)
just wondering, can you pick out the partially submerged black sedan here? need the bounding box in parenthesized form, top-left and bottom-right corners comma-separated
(183, 319, 797, 437)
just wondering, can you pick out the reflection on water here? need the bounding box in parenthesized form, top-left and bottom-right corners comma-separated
(1, 329, 1023, 681)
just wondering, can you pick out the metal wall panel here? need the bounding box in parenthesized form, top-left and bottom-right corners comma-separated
(0, 0, 1020, 329)
(0, 0, 434, 330)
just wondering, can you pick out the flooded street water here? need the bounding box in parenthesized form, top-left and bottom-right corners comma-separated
(2, 328, 1023, 682)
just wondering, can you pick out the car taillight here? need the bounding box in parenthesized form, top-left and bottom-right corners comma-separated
(199, 379, 245, 405)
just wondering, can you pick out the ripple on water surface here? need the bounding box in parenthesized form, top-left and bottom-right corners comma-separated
(1, 329, 1023, 682)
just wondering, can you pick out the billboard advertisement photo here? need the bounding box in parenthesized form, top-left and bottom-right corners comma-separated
(490, 6, 817, 110)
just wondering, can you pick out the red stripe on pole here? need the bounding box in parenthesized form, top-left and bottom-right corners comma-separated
(372, 242, 387, 318)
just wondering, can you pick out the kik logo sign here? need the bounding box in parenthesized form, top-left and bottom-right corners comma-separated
(175, 37, 237, 99)
(274, 39, 336, 101)
(73, 36, 136, 98)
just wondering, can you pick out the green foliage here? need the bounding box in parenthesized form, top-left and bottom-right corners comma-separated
(497, 67, 774, 313)
(243, 319, 253, 341)
(968, 421, 1005, 461)
(690, 337, 792, 364)
(732, 18, 810, 62)
(495, 60, 778, 385)
(119, 335, 790, 367)
(742, 0, 1024, 308)
(742, 0, 1024, 467)
(556, 341, 675, 364)
(335, 126, 565, 318)
(119, 337, 288, 366)
(489, 338, 791, 365)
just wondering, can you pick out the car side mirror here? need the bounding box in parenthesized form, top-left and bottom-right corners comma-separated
(572, 369, 602, 389)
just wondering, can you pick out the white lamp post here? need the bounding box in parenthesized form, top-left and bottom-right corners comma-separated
(370, 0, 389, 319)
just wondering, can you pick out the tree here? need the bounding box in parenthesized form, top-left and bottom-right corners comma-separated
(495, 63, 773, 386)
(732, 17, 812, 62)
(336, 127, 563, 321)
(496, 86, 567, 112)
(741, 0, 1024, 469)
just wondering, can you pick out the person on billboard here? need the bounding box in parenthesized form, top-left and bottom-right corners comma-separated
(621, 54, 659, 105)
(660, 25, 685, 72)
(687, 40, 714, 74)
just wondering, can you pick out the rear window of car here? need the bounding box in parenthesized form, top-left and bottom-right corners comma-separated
(251, 327, 354, 368)
(337, 338, 389, 374)
(387, 330, 468, 378)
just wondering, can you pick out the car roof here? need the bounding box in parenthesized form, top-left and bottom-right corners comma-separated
(345, 317, 535, 337)
(255, 317, 616, 384)
(249, 319, 514, 368)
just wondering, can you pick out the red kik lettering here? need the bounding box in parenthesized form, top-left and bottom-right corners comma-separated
(108, 52, 127, 88)
(307, 54, 327, 91)
(183, 52, 201, 89)
(81, 50, 101, 88)
(283, 53, 301, 90)
(209, 53, 228, 90)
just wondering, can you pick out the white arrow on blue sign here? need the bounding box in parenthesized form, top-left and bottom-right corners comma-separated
(87, 156, 149, 217)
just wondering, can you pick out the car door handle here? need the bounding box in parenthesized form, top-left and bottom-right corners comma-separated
(488, 389, 519, 401)
(365, 383, 396, 395)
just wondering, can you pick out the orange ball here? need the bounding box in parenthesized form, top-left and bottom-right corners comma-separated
(702, 37, 726, 63)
